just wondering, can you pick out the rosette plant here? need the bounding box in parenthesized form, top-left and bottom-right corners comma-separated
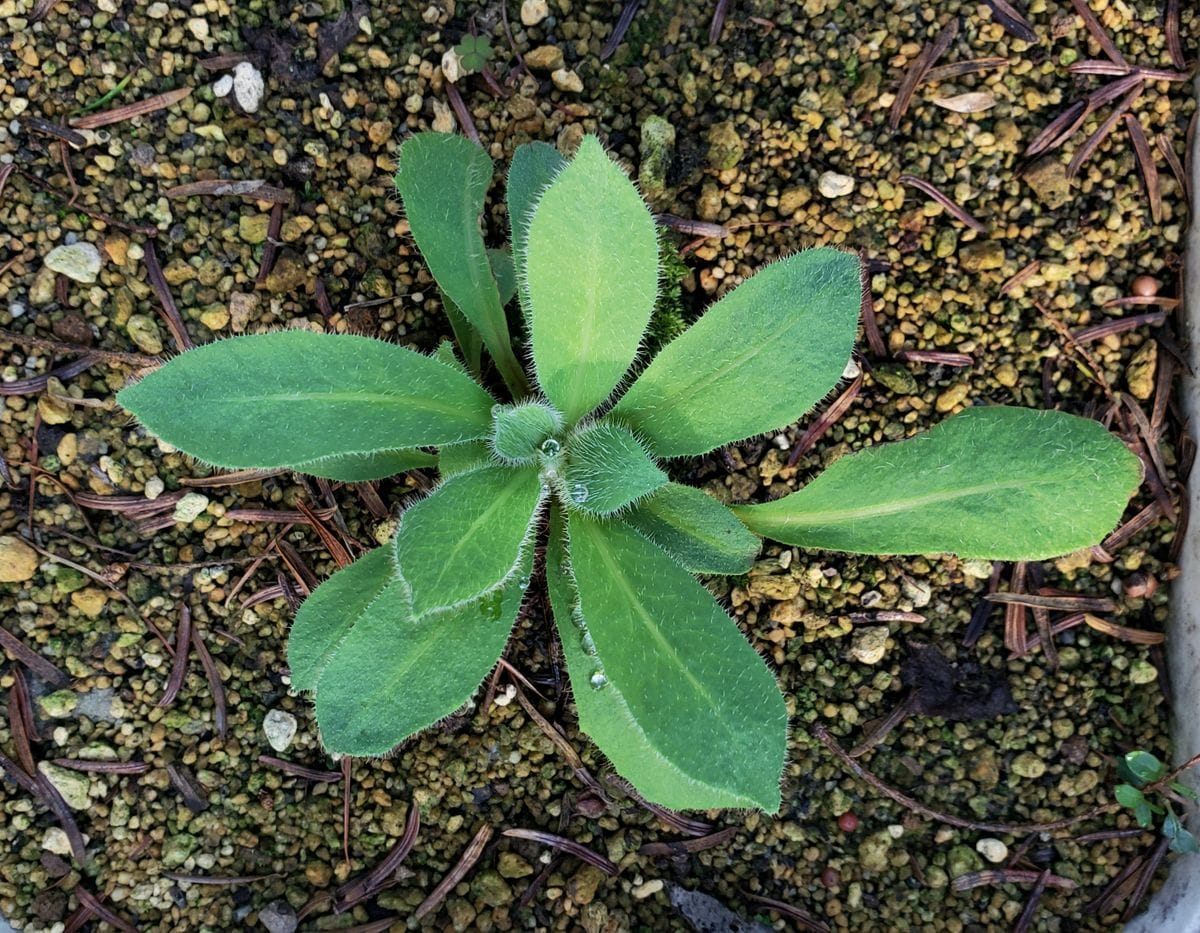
(119, 132, 1140, 812)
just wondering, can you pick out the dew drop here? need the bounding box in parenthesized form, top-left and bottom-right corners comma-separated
(518, 575, 530, 590)
(540, 438, 561, 456)
(589, 670, 609, 690)
(569, 483, 589, 504)
(580, 631, 596, 655)
(481, 591, 503, 621)
(491, 404, 503, 415)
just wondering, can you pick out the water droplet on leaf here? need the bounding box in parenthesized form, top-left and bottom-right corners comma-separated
(570, 483, 589, 504)
(580, 632, 596, 655)
(589, 670, 609, 690)
(540, 438, 561, 456)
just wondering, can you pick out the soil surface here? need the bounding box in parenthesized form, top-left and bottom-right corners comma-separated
(0, 0, 1197, 931)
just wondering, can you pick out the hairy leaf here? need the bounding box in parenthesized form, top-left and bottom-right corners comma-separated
(288, 546, 399, 693)
(611, 247, 862, 456)
(488, 248, 517, 307)
(508, 140, 566, 314)
(395, 465, 543, 616)
(314, 553, 530, 756)
(622, 483, 761, 574)
(562, 422, 666, 515)
(1114, 783, 1146, 809)
(733, 407, 1141, 560)
(395, 133, 526, 394)
(551, 511, 787, 811)
(526, 136, 658, 423)
(437, 440, 494, 477)
(295, 448, 437, 482)
(492, 401, 564, 464)
(118, 331, 497, 470)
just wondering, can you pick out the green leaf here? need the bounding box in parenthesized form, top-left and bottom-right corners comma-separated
(437, 440, 494, 477)
(295, 448, 437, 482)
(1169, 826, 1200, 854)
(434, 339, 468, 373)
(395, 133, 528, 395)
(453, 34, 492, 71)
(1135, 800, 1155, 827)
(1170, 781, 1200, 800)
(442, 292, 484, 378)
(621, 483, 761, 574)
(1115, 783, 1146, 809)
(1121, 749, 1168, 786)
(550, 510, 787, 811)
(563, 422, 666, 516)
(395, 465, 543, 616)
(610, 247, 862, 457)
(118, 331, 497, 471)
(288, 546, 399, 693)
(491, 401, 564, 464)
(507, 140, 566, 312)
(526, 136, 658, 424)
(488, 248, 517, 307)
(314, 552, 530, 757)
(733, 407, 1142, 561)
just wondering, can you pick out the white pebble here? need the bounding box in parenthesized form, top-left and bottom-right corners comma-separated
(45, 242, 102, 284)
(263, 709, 298, 752)
(232, 62, 264, 113)
(818, 170, 856, 198)
(976, 838, 1009, 863)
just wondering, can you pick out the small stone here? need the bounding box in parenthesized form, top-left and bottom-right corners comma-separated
(525, 45, 564, 70)
(959, 241, 1005, 272)
(431, 99, 456, 133)
(239, 214, 271, 244)
(1024, 156, 1072, 209)
(144, 476, 165, 499)
(638, 115, 676, 204)
(521, 0, 548, 25)
(186, 17, 209, 39)
(104, 234, 129, 266)
(567, 865, 605, 905)
(38, 762, 91, 810)
(126, 314, 164, 354)
(440, 48, 462, 83)
(901, 577, 931, 608)
(858, 831, 893, 872)
(38, 690, 78, 718)
(212, 75, 234, 97)
(947, 844, 984, 879)
(976, 838, 1008, 863)
(472, 871, 512, 908)
(367, 119, 393, 146)
(962, 559, 994, 580)
(29, 266, 57, 305)
(229, 292, 259, 332)
(57, 433, 78, 466)
(45, 242, 102, 283)
(264, 709, 298, 752)
(1126, 341, 1157, 400)
(778, 185, 811, 215)
(551, 68, 583, 93)
(851, 626, 889, 665)
(873, 363, 918, 395)
(1129, 659, 1158, 685)
(71, 587, 108, 618)
(232, 62, 264, 112)
(706, 121, 744, 170)
(258, 901, 298, 933)
(0, 535, 39, 582)
(347, 153, 375, 181)
(498, 852, 534, 879)
(1011, 751, 1047, 779)
(42, 827, 73, 856)
(304, 862, 332, 886)
(38, 393, 72, 425)
(696, 180, 723, 221)
(264, 252, 309, 294)
(631, 879, 664, 899)
(161, 833, 197, 868)
(200, 306, 230, 331)
(995, 363, 1018, 387)
(173, 492, 209, 524)
(936, 383, 970, 412)
(818, 171, 855, 198)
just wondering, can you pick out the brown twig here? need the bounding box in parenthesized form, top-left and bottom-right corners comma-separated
(1067, 84, 1143, 179)
(986, 592, 1115, 612)
(143, 241, 194, 351)
(255, 202, 285, 285)
(332, 802, 421, 912)
(1124, 114, 1161, 224)
(890, 18, 959, 131)
(158, 605, 192, 707)
(503, 827, 618, 875)
(1070, 0, 1127, 66)
(190, 624, 227, 737)
(50, 758, 149, 775)
(952, 868, 1075, 892)
(444, 81, 479, 144)
(163, 179, 291, 203)
(70, 87, 192, 129)
(744, 893, 830, 933)
(813, 724, 1117, 834)
(788, 374, 862, 466)
(981, 0, 1036, 42)
(413, 824, 494, 921)
(707, 0, 731, 45)
(896, 174, 986, 232)
(0, 626, 70, 686)
(895, 349, 973, 367)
